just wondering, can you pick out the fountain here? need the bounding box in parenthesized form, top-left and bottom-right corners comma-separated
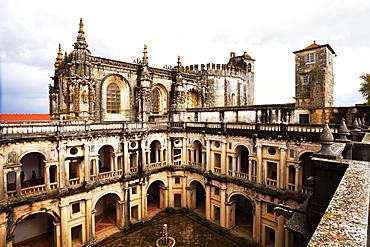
(156, 224, 176, 247)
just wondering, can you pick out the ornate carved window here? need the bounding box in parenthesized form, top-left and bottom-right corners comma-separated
(151, 88, 160, 114)
(106, 82, 120, 114)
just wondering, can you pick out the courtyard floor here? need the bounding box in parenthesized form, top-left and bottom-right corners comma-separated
(97, 210, 257, 247)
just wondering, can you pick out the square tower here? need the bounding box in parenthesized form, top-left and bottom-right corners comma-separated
(293, 41, 336, 108)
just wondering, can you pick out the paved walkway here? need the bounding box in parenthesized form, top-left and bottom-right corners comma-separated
(98, 211, 257, 247)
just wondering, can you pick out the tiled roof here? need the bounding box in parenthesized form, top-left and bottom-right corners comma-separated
(0, 114, 50, 121)
(293, 41, 336, 55)
(303, 41, 321, 50)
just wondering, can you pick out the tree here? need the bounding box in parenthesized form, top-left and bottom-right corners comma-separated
(359, 74, 370, 105)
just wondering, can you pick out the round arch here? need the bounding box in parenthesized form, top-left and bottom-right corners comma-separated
(146, 179, 167, 215)
(146, 178, 168, 190)
(233, 144, 251, 154)
(101, 74, 130, 115)
(227, 192, 255, 212)
(187, 178, 206, 190)
(151, 84, 168, 114)
(227, 192, 255, 237)
(95, 143, 117, 153)
(148, 139, 163, 147)
(9, 211, 59, 245)
(92, 190, 123, 209)
(19, 150, 47, 161)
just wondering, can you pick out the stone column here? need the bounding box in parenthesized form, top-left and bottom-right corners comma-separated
(65, 160, 70, 186)
(60, 203, 69, 247)
(256, 144, 263, 183)
(0, 212, 7, 247)
(182, 138, 187, 166)
(15, 168, 21, 199)
(167, 175, 173, 207)
(205, 184, 211, 221)
(123, 187, 131, 229)
(116, 200, 125, 229)
(84, 146, 91, 183)
(167, 138, 172, 165)
(221, 141, 227, 174)
(276, 215, 285, 247)
(114, 155, 118, 174)
(141, 184, 147, 219)
(295, 165, 300, 191)
(220, 183, 226, 227)
(3, 171, 7, 200)
(254, 199, 262, 242)
(206, 139, 211, 171)
(54, 222, 61, 247)
(94, 158, 100, 180)
(124, 142, 130, 175)
(182, 174, 187, 207)
(279, 147, 287, 189)
(232, 156, 237, 177)
(45, 163, 51, 190)
(85, 198, 94, 243)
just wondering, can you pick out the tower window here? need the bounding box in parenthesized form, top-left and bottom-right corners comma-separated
(106, 82, 120, 113)
(303, 75, 309, 83)
(306, 53, 314, 63)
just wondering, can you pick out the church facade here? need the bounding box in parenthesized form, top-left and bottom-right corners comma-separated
(0, 19, 369, 247)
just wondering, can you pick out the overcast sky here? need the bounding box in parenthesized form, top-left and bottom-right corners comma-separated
(1, 0, 370, 114)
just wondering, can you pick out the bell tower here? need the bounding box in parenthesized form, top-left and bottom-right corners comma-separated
(293, 41, 336, 108)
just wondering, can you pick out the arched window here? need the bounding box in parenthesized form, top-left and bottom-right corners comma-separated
(106, 83, 120, 114)
(151, 88, 160, 114)
(248, 63, 252, 72)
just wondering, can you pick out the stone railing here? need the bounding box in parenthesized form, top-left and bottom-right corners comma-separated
(308, 160, 370, 246)
(0, 120, 341, 140)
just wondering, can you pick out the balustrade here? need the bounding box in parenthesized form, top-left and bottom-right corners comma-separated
(266, 178, 277, 187)
(288, 183, 296, 191)
(0, 120, 340, 139)
(21, 184, 46, 195)
(235, 171, 248, 179)
(69, 178, 80, 186)
(298, 185, 313, 195)
(99, 171, 115, 179)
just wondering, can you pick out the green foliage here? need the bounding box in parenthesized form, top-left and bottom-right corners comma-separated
(359, 74, 370, 105)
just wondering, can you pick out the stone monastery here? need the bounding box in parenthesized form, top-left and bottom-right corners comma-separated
(0, 18, 369, 246)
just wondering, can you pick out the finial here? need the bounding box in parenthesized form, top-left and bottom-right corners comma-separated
(54, 43, 64, 68)
(313, 40, 316, 44)
(73, 18, 88, 49)
(177, 55, 183, 70)
(337, 118, 350, 142)
(142, 44, 148, 66)
(79, 18, 84, 32)
(319, 121, 334, 143)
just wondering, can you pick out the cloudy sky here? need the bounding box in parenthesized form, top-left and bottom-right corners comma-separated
(1, 0, 369, 113)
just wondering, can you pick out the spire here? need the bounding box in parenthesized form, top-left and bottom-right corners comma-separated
(73, 18, 88, 50)
(177, 56, 183, 71)
(54, 43, 64, 68)
(140, 44, 151, 81)
(142, 44, 148, 66)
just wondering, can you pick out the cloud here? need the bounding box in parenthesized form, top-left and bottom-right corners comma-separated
(0, 0, 370, 113)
